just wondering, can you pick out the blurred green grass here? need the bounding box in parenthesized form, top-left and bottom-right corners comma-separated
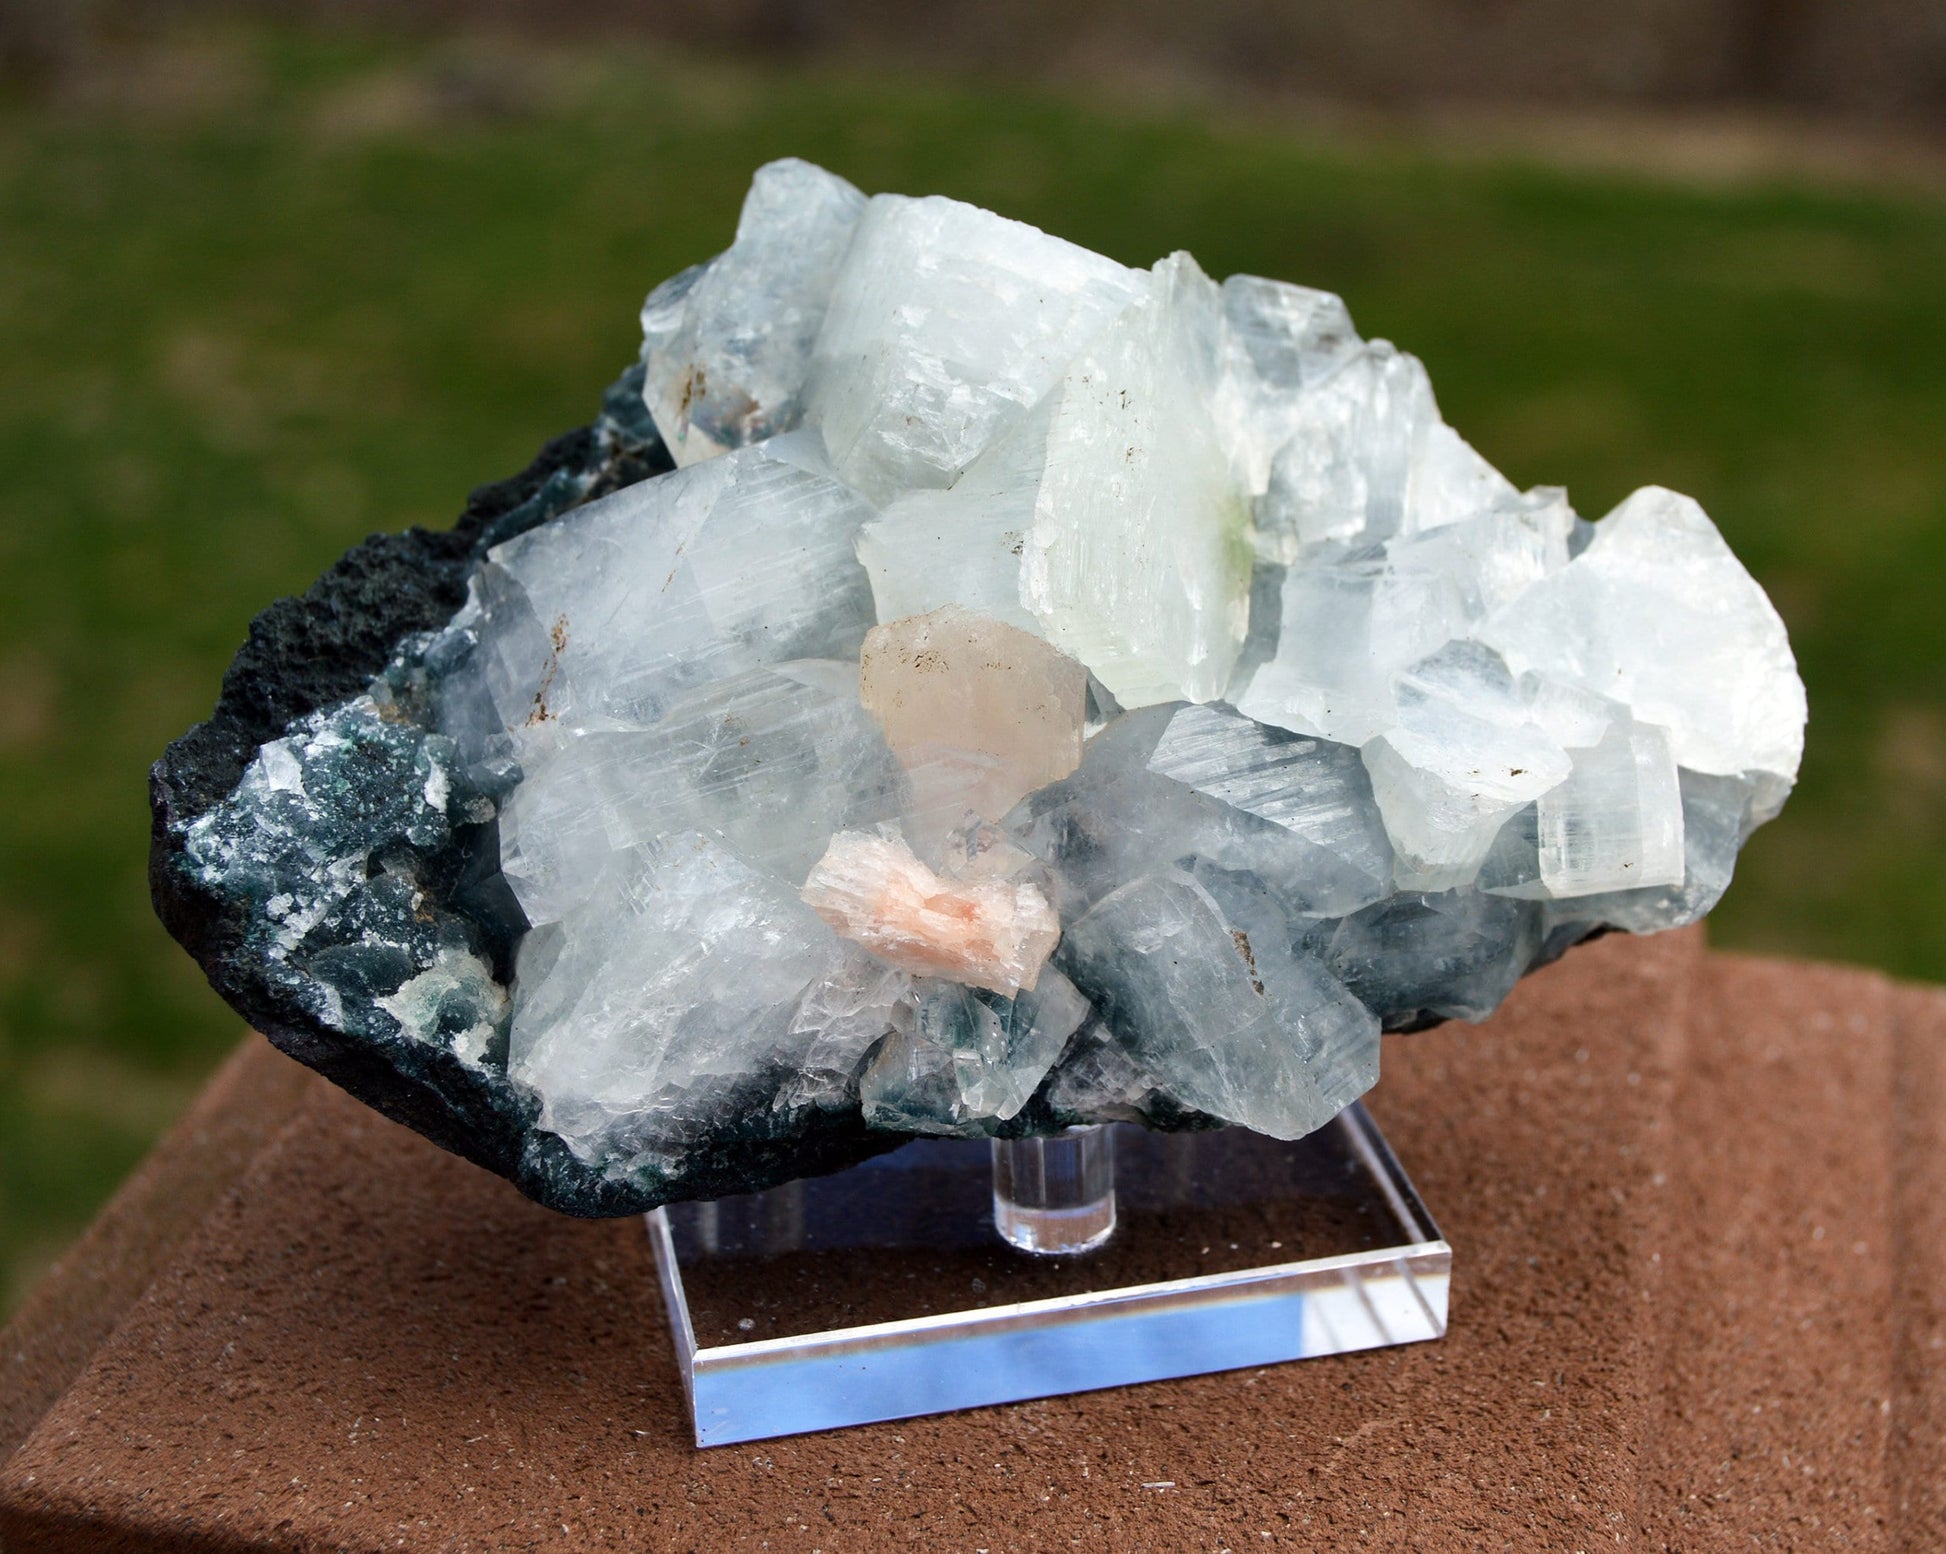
(2, 23, 1943, 1318)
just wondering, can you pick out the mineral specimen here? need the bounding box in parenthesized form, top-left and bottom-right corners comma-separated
(151, 159, 1806, 1216)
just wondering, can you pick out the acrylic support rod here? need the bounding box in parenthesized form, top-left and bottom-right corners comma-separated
(991, 1125, 1117, 1255)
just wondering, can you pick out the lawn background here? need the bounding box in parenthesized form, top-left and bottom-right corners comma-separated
(3, 21, 1943, 1316)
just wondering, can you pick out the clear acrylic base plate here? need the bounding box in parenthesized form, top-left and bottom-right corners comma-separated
(647, 1102, 1449, 1447)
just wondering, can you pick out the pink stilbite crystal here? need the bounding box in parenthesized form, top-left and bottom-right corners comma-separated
(800, 828, 1060, 996)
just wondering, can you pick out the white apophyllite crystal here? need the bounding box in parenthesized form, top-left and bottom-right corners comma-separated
(1236, 547, 1470, 746)
(498, 662, 905, 925)
(1234, 487, 1590, 885)
(1255, 342, 1432, 551)
(1405, 421, 1525, 536)
(800, 827, 1061, 996)
(804, 192, 1147, 503)
(780, 946, 915, 1112)
(1385, 488, 1576, 621)
(1214, 274, 1362, 501)
(1522, 673, 1616, 753)
(1478, 486, 1805, 797)
(1535, 714, 1686, 897)
(1245, 337, 1519, 565)
(1022, 252, 1252, 706)
(1541, 768, 1755, 932)
(856, 254, 1252, 707)
(509, 831, 867, 1168)
(487, 431, 876, 729)
(640, 159, 865, 464)
(852, 400, 1050, 637)
(1361, 644, 1573, 892)
(860, 606, 1088, 851)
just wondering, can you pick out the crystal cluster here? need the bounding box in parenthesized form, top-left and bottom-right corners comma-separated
(165, 158, 1804, 1210)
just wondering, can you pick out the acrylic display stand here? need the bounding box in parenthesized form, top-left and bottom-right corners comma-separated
(647, 1103, 1448, 1447)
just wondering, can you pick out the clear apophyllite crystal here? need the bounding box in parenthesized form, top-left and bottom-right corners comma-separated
(1236, 546, 1471, 746)
(482, 430, 877, 730)
(804, 192, 1147, 503)
(1477, 485, 1806, 799)
(856, 252, 1252, 707)
(1214, 274, 1361, 507)
(337, 156, 1808, 1180)
(1006, 704, 1393, 921)
(640, 159, 866, 465)
(498, 663, 904, 924)
(859, 970, 1090, 1133)
(1060, 870, 1379, 1141)
(1361, 643, 1574, 892)
(1534, 714, 1686, 897)
(508, 830, 875, 1167)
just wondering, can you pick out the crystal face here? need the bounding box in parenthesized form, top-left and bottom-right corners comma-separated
(803, 192, 1147, 503)
(156, 159, 1807, 1215)
(858, 605, 1088, 849)
(855, 251, 1250, 707)
(640, 159, 867, 466)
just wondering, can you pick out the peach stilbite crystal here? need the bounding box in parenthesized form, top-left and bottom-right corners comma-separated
(800, 828, 1061, 996)
(859, 606, 1088, 845)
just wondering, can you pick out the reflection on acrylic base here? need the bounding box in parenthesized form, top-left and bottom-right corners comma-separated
(647, 1103, 1449, 1448)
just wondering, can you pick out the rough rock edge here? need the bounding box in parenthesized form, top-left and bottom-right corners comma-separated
(145, 368, 917, 1216)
